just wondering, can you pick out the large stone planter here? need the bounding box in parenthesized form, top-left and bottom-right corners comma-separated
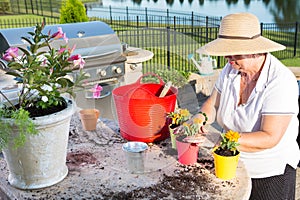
(2, 99, 75, 189)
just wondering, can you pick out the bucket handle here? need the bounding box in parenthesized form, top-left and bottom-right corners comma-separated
(118, 72, 166, 100)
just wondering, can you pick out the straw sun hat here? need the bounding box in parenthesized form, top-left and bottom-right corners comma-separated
(196, 12, 286, 56)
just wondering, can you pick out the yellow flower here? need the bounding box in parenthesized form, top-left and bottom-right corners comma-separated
(179, 109, 190, 117)
(182, 122, 190, 128)
(193, 117, 202, 124)
(171, 113, 180, 124)
(219, 130, 240, 155)
(167, 108, 191, 126)
(180, 120, 201, 137)
(225, 130, 240, 142)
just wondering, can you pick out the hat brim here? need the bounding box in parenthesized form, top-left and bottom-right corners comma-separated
(196, 36, 286, 56)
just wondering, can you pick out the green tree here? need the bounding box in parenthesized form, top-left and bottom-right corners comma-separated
(60, 0, 88, 24)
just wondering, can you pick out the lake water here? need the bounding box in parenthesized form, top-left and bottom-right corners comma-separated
(96, 0, 300, 23)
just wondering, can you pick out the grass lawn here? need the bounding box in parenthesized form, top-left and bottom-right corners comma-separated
(0, 15, 52, 21)
(281, 57, 300, 67)
(0, 15, 44, 20)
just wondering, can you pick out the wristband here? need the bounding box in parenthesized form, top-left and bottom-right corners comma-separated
(199, 111, 208, 125)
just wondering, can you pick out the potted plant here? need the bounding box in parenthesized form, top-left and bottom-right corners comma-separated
(175, 117, 206, 165)
(166, 108, 191, 149)
(213, 130, 240, 180)
(150, 68, 191, 88)
(0, 22, 87, 189)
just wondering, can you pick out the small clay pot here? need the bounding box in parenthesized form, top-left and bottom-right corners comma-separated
(79, 109, 100, 131)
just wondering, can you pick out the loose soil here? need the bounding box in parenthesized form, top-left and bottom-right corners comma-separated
(26, 98, 68, 118)
(214, 147, 239, 157)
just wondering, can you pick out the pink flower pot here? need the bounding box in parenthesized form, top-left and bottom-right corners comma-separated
(176, 136, 199, 165)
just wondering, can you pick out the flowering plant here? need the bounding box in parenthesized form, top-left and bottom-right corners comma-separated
(166, 108, 191, 128)
(0, 23, 87, 150)
(174, 117, 206, 144)
(181, 118, 203, 137)
(0, 23, 87, 113)
(215, 130, 240, 156)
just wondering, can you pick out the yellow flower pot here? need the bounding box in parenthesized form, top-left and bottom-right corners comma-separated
(213, 148, 240, 180)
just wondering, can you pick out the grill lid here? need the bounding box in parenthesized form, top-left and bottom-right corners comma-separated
(0, 21, 123, 60)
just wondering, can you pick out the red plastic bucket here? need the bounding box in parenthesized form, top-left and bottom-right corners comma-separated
(112, 74, 178, 143)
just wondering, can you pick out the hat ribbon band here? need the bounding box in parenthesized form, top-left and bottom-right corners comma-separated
(218, 34, 260, 40)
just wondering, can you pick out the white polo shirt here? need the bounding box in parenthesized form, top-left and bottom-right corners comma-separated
(215, 53, 300, 178)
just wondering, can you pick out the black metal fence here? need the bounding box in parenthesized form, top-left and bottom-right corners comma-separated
(0, 2, 300, 71)
(0, 17, 60, 29)
(2, 0, 61, 18)
(93, 8, 300, 71)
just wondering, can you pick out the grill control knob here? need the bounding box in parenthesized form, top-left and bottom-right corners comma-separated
(98, 70, 107, 77)
(112, 66, 122, 74)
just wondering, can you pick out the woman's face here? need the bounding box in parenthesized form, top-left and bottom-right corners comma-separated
(225, 54, 254, 72)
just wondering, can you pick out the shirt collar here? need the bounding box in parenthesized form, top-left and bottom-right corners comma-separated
(255, 53, 271, 92)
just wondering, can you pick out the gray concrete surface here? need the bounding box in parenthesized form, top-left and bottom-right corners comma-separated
(0, 115, 252, 199)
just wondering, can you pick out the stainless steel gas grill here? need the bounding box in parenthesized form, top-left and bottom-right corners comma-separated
(0, 21, 127, 119)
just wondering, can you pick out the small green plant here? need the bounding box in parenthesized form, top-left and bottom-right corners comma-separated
(142, 69, 191, 88)
(181, 118, 203, 137)
(60, 0, 89, 24)
(0, 108, 37, 151)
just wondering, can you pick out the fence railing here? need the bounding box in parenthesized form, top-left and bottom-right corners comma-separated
(0, 17, 60, 29)
(0, 2, 300, 72)
(6, 0, 61, 18)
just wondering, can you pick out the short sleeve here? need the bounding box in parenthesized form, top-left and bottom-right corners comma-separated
(215, 63, 232, 94)
(262, 68, 298, 115)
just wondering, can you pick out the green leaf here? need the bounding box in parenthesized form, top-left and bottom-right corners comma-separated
(20, 36, 33, 46)
(5, 71, 22, 78)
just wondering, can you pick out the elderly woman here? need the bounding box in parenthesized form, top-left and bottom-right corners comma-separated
(196, 13, 300, 199)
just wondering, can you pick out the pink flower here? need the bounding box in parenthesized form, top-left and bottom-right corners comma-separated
(92, 84, 103, 98)
(51, 27, 63, 39)
(59, 45, 75, 55)
(58, 47, 66, 54)
(51, 27, 68, 43)
(68, 54, 80, 61)
(63, 33, 68, 43)
(3, 47, 18, 61)
(69, 45, 76, 54)
(68, 54, 85, 69)
(42, 58, 47, 65)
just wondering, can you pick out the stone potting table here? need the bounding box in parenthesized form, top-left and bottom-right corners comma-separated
(0, 113, 251, 199)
